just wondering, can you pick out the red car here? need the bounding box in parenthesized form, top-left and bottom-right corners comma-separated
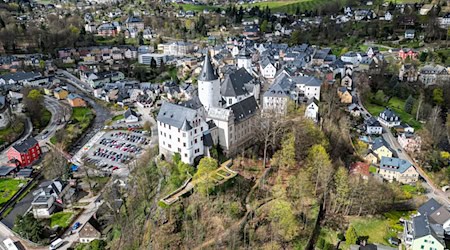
(112, 167, 119, 171)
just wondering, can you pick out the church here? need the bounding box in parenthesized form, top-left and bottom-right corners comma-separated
(157, 49, 260, 164)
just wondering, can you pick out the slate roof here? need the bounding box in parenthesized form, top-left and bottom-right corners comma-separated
(12, 137, 38, 153)
(379, 156, 413, 173)
(180, 96, 203, 110)
(0, 71, 40, 82)
(365, 117, 382, 127)
(124, 109, 138, 119)
(79, 217, 102, 239)
(198, 52, 218, 81)
(221, 68, 254, 97)
(307, 97, 319, 106)
(202, 131, 214, 147)
(380, 108, 399, 120)
(418, 198, 442, 215)
(67, 93, 82, 100)
(17, 168, 33, 178)
(428, 206, 450, 225)
(293, 75, 322, 87)
(371, 138, 391, 151)
(0, 166, 15, 176)
(412, 214, 445, 245)
(157, 102, 198, 131)
(227, 96, 258, 123)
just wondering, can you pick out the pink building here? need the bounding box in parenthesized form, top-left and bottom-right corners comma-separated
(398, 48, 418, 60)
(398, 133, 421, 153)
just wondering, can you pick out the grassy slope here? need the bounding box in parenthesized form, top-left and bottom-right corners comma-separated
(172, 3, 220, 11)
(243, 0, 330, 13)
(364, 97, 422, 130)
(50, 211, 74, 228)
(0, 179, 26, 206)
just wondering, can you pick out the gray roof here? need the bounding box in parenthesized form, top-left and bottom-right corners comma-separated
(227, 96, 258, 123)
(380, 108, 399, 120)
(202, 131, 214, 147)
(32, 194, 52, 205)
(221, 68, 254, 97)
(307, 97, 319, 106)
(371, 138, 391, 151)
(412, 214, 445, 246)
(365, 117, 382, 127)
(17, 168, 33, 177)
(0, 166, 15, 176)
(124, 109, 138, 119)
(198, 52, 218, 81)
(379, 156, 413, 173)
(0, 71, 40, 82)
(157, 102, 198, 131)
(292, 75, 322, 87)
(418, 198, 442, 215)
(428, 206, 450, 225)
(12, 137, 38, 153)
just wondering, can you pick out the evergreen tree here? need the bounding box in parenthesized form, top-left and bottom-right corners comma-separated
(404, 95, 415, 114)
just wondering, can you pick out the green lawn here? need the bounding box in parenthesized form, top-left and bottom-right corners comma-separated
(242, 0, 331, 14)
(369, 165, 378, 174)
(72, 107, 94, 130)
(318, 227, 340, 246)
(364, 97, 422, 130)
(0, 179, 26, 207)
(50, 211, 73, 228)
(349, 217, 397, 246)
(112, 114, 124, 121)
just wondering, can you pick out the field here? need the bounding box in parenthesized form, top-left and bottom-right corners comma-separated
(72, 107, 94, 130)
(50, 211, 74, 228)
(364, 97, 422, 130)
(243, 0, 331, 13)
(0, 179, 26, 207)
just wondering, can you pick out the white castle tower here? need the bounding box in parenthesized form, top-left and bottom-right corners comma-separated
(198, 52, 221, 109)
(237, 46, 252, 74)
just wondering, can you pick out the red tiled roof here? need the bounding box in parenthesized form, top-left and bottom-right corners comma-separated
(350, 162, 370, 176)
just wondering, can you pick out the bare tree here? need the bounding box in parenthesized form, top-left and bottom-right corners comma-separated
(42, 146, 69, 180)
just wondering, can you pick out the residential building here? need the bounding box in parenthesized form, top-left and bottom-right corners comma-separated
(405, 29, 415, 39)
(398, 48, 418, 60)
(31, 195, 55, 218)
(378, 108, 401, 127)
(398, 133, 421, 153)
(411, 215, 445, 250)
(347, 103, 361, 117)
(365, 138, 394, 164)
(304, 98, 319, 122)
(67, 94, 87, 107)
(438, 13, 450, 28)
(259, 57, 277, 79)
(80, 71, 125, 88)
(157, 101, 208, 164)
(399, 64, 418, 82)
(236, 47, 253, 74)
(138, 53, 168, 66)
(365, 117, 383, 134)
(7, 137, 41, 167)
(97, 23, 119, 37)
(79, 217, 102, 243)
(419, 65, 450, 85)
(349, 162, 370, 180)
(0, 71, 42, 85)
(221, 67, 260, 107)
(379, 156, 418, 184)
(125, 16, 144, 31)
(157, 42, 194, 56)
(0, 96, 11, 129)
(341, 74, 353, 90)
(54, 88, 68, 100)
(124, 109, 139, 123)
(337, 87, 353, 104)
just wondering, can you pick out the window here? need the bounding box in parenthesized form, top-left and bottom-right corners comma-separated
(183, 142, 186, 147)
(194, 129, 197, 133)
(178, 138, 180, 142)
(184, 153, 187, 157)
(160, 131, 162, 135)
(169, 125, 171, 129)
(183, 133, 186, 137)
(194, 139, 197, 143)
(178, 129, 180, 133)
(164, 133, 166, 137)
(168, 144, 172, 148)
(178, 148, 181, 153)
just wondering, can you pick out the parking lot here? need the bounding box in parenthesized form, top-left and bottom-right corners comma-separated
(82, 130, 150, 176)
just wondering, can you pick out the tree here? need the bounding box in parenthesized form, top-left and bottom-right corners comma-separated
(42, 148, 70, 180)
(269, 199, 299, 241)
(433, 88, 444, 106)
(305, 144, 333, 197)
(143, 121, 152, 132)
(194, 157, 218, 196)
(14, 213, 45, 243)
(404, 95, 415, 114)
(345, 225, 358, 245)
(272, 132, 296, 169)
(260, 20, 269, 33)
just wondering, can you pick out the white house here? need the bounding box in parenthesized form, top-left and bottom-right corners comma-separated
(378, 108, 401, 127)
(124, 109, 139, 123)
(305, 98, 319, 122)
(260, 58, 277, 79)
(365, 117, 383, 135)
(405, 29, 415, 39)
(31, 195, 55, 218)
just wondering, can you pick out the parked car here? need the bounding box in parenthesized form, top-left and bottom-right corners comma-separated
(388, 237, 400, 246)
(72, 222, 81, 230)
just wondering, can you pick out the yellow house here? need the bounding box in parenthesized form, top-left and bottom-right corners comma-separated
(364, 151, 379, 164)
(337, 87, 353, 104)
(379, 157, 418, 184)
(369, 138, 393, 159)
(54, 88, 69, 100)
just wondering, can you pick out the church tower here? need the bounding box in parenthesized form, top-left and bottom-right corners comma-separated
(237, 47, 252, 74)
(198, 52, 221, 109)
